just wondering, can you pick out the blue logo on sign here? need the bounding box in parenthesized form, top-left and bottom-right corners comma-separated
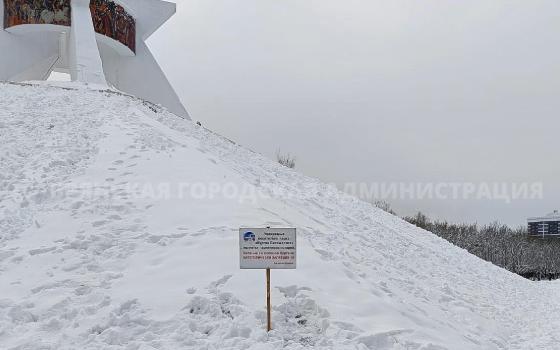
(244, 232, 256, 242)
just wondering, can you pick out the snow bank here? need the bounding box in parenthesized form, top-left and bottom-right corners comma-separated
(0, 82, 558, 349)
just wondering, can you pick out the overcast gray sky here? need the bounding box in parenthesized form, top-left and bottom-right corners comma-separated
(147, 0, 559, 226)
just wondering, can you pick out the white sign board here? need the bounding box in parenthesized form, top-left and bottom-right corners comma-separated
(239, 228, 297, 269)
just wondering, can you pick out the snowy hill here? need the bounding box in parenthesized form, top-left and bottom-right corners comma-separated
(0, 82, 558, 349)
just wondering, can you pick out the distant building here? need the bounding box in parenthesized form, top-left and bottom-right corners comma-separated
(528, 211, 560, 237)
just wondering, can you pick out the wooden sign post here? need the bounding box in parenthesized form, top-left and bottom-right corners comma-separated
(239, 228, 297, 332)
(266, 268, 272, 332)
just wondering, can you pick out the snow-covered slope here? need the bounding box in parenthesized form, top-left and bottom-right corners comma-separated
(0, 82, 558, 350)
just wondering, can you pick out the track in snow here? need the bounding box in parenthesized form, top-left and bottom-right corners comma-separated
(0, 82, 558, 349)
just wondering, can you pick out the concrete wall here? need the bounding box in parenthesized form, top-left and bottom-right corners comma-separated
(99, 40, 189, 118)
(69, 0, 106, 85)
(0, 5, 61, 80)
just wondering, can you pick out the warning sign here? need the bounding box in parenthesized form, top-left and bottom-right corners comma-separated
(239, 228, 297, 269)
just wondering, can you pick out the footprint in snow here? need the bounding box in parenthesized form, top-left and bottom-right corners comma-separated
(92, 220, 107, 227)
(71, 201, 84, 209)
(314, 249, 335, 261)
(277, 285, 313, 298)
(208, 275, 233, 290)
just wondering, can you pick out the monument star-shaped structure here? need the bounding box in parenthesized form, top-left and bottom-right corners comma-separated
(1, 0, 189, 119)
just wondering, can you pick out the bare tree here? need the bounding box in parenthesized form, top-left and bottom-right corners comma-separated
(373, 200, 397, 215)
(276, 150, 296, 169)
(403, 211, 560, 281)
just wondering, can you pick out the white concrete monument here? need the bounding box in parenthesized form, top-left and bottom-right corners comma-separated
(1, 0, 189, 119)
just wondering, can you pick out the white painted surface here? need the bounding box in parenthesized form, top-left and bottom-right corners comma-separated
(99, 40, 190, 118)
(0, 4, 59, 81)
(69, 0, 107, 85)
(9, 54, 59, 81)
(119, 0, 176, 40)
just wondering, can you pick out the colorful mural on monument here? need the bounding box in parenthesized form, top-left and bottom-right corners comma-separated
(90, 0, 135, 53)
(3, 0, 71, 28)
(3, 0, 135, 53)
